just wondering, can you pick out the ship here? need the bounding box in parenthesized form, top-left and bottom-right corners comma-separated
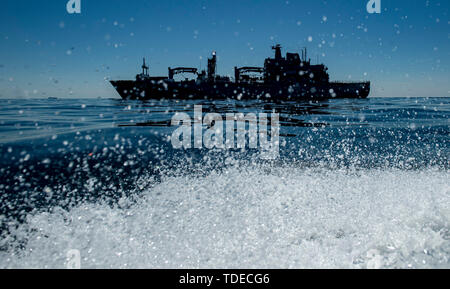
(110, 44, 370, 101)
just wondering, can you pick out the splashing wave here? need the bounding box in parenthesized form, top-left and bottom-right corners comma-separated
(1, 164, 448, 269)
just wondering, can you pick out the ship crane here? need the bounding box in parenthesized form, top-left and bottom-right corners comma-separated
(234, 67, 264, 83)
(168, 67, 198, 80)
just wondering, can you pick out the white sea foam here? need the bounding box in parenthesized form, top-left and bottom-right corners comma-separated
(0, 165, 449, 268)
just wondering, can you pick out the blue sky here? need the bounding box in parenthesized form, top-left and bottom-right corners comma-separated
(0, 0, 448, 98)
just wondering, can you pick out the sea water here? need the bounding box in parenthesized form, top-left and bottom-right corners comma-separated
(0, 97, 448, 268)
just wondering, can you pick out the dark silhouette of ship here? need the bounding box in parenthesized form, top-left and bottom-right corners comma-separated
(110, 44, 370, 100)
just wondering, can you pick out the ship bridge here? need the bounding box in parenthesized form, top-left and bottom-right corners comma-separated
(264, 44, 330, 83)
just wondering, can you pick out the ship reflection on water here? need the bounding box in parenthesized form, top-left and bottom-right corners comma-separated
(115, 99, 365, 131)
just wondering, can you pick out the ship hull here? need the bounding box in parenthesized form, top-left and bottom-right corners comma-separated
(110, 80, 370, 101)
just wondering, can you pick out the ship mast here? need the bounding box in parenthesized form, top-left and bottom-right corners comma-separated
(141, 58, 149, 76)
(207, 51, 217, 81)
(272, 44, 282, 60)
